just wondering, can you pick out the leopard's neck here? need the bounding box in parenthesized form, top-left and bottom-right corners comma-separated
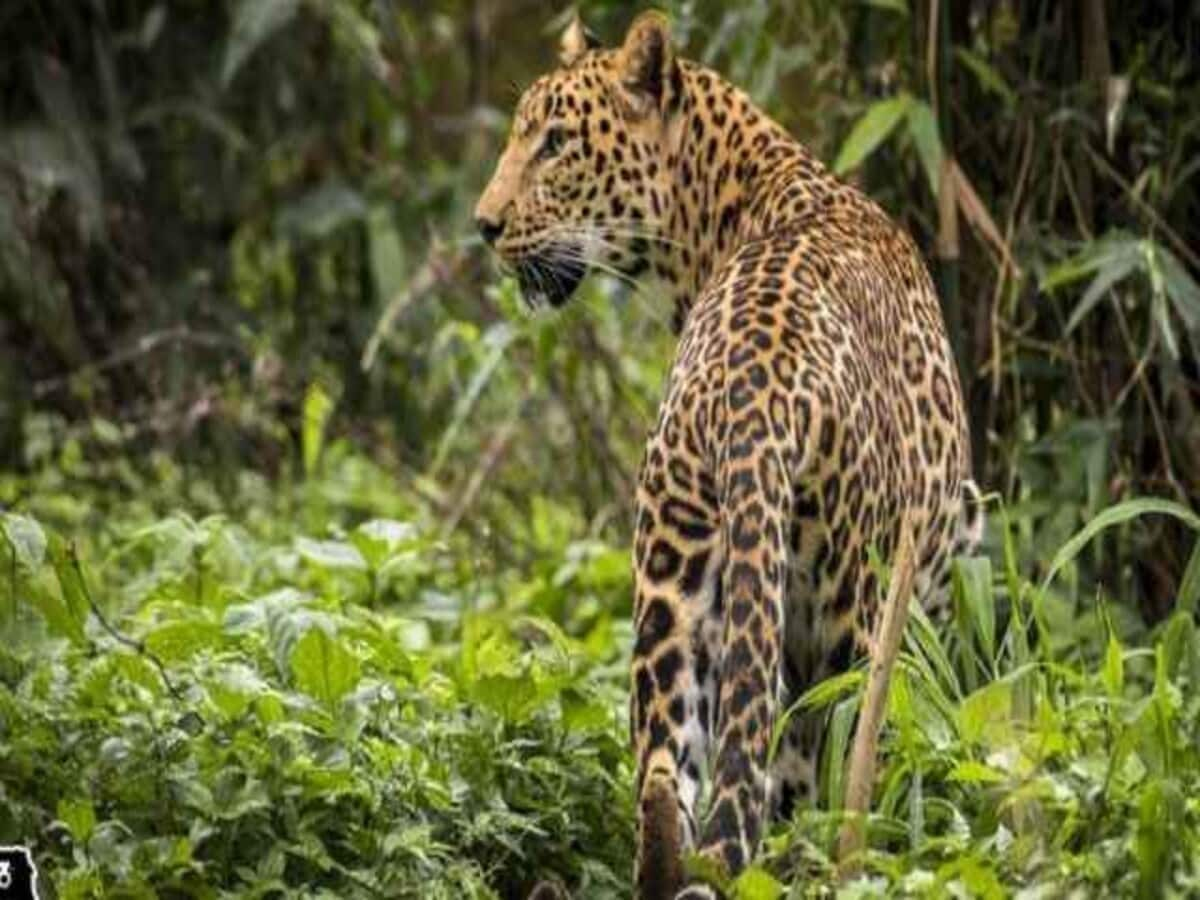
(651, 61, 848, 332)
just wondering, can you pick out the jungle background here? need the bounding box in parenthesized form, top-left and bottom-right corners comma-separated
(2, 1, 1199, 897)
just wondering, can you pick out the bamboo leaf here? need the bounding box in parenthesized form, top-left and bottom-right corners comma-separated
(954, 48, 1016, 107)
(906, 100, 943, 198)
(1065, 248, 1139, 333)
(1040, 235, 1138, 292)
(1157, 245, 1200, 330)
(833, 93, 913, 175)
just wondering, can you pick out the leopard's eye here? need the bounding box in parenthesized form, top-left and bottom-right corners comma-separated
(537, 126, 566, 160)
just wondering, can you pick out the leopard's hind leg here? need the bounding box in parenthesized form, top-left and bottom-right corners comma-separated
(685, 440, 791, 890)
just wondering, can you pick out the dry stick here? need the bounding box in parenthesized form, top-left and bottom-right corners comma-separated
(360, 237, 465, 373)
(33, 326, 240, 399)
(441, 413, 520, 536)
(837, 512, 918, 879)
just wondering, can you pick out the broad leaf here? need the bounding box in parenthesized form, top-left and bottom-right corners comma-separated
(291, 625, 361, 711)
(295, 537, 365, 571)
(732, 867, 784, 900)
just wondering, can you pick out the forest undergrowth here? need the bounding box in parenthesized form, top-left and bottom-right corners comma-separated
(3, 410, 1199, 899)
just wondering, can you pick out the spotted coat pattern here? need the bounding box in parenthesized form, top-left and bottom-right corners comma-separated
(475, 13, 981, 899)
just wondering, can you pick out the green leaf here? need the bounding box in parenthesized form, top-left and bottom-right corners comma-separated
(560, 689, 610, 733)
(958, 680, 1011, 746)
(1040, 234, 1138, 293)
(860, 0, 909, 14)
(906, 100, 943, 198)
(207, 663, 271, 719)
(276, 179, 366, 240)
(221, 0, 301, 87)
(770, 668, 863, 763)
(1064, 244, 1140, 333)
(1156, 244, 1200, 331)
(143, 619, 224, 662)
(953, 556, 995, 667)
(1177, 535, 1200, 615)
(1, 513, 47, 570)
(833, 93, 913, 175)
(351, 518, 418, 569)
(290, 625, 361, 711)
(824, 695, 858, 810)
(1040, 497, 1200, 594)
(301, 381, 335, 476)
(57, 797, 97, 843)
(732, 866, 784, 900)
(954, 48, 1016, 107)
(295, 537, 365, 571)
(947, 760, 1005, 784)
(45, 534, 89, 644)
(1135, 778, 1180, 899)
(1103, 634, 1124, 699)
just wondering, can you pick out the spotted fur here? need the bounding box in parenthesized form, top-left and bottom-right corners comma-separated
(476, 13, 981, 898)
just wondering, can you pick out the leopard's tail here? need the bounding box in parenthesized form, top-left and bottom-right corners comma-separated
(637, 770, 684, 899)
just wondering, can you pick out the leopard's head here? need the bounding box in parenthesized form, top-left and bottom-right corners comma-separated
(475, 12, 681, 309)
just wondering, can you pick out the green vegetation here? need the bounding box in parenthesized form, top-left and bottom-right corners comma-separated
(2, 1, 1199, 897)
(5, 432, 1200, 897)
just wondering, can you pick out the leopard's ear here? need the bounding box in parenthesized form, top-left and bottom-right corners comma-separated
(559, 13, 600, 67)
(616, 11, 675, 116)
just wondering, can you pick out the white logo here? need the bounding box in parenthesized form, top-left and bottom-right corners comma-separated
(0, 846, 38, 898)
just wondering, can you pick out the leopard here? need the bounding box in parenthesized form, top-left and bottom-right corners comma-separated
(475, 12, 982, 899)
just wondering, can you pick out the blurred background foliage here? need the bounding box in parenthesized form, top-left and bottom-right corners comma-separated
(2, 0, 1197, 618)
(2, 0, 1198, 609)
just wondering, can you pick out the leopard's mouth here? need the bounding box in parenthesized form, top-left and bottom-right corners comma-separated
(515, 249, 587, 310)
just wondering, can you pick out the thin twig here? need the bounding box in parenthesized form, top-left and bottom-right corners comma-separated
(442, 413, 520, 536)
(990, 121, 1035, 399)
(361, 236, 467, 372)
(1110, 302, 1186, 502)
(838, 512, 918, 879)
(68, 542, 188, 705)
(1085, 143, 1200, 272)
(33, 326, 240, 399)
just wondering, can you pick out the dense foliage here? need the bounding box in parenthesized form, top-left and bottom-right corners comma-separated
(5, 437, 1200, 897)
(3, 0, 1199, 897)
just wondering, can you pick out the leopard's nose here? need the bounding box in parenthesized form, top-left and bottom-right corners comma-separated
(476, 216, 505, 246)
